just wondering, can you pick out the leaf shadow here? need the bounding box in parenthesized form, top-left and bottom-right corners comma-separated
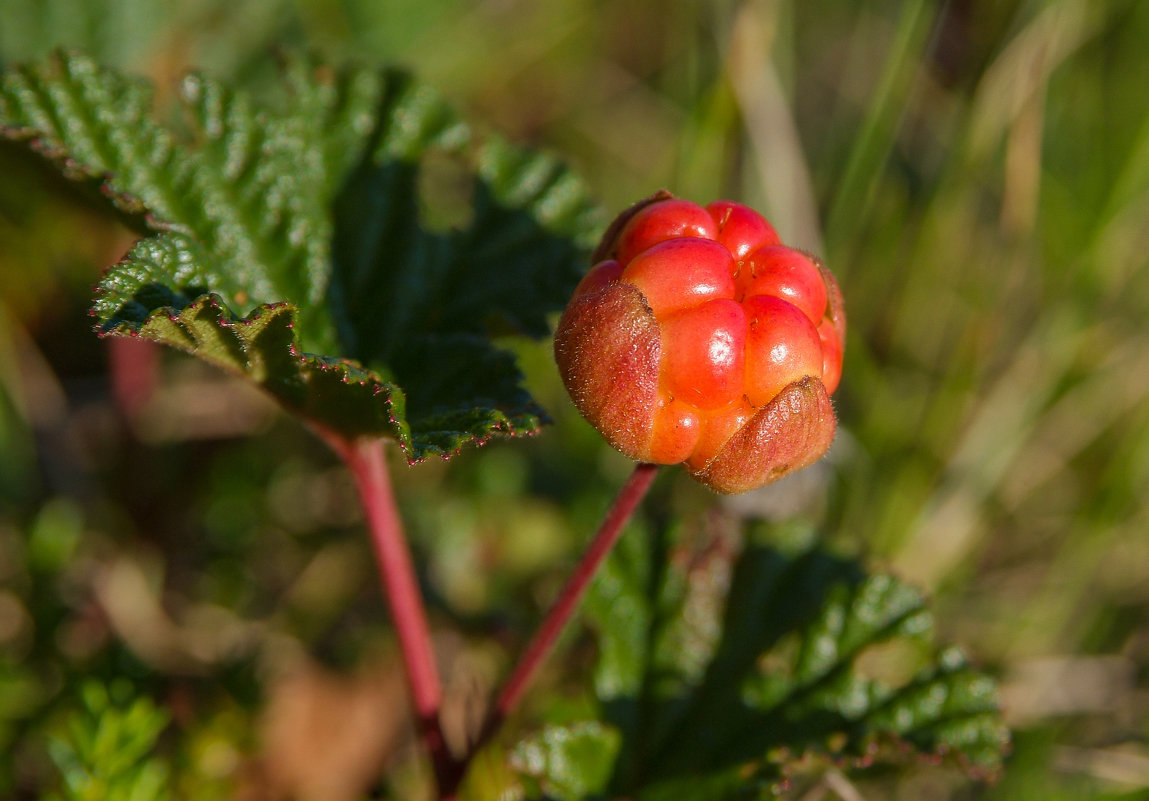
(328, 117, 588, 429)
(588, 525, 1004, 799)
(605, 540, 869, 793)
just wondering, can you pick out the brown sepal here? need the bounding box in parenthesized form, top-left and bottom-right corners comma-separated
(554, 281, 662, 461)
(691, 376, 835, 494)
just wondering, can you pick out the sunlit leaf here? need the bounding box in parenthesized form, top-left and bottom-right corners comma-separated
(511, 722, 621, 801)
(0, 51, 601, 458)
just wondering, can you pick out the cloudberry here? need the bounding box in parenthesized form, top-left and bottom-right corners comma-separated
(555, 192, 845, 494)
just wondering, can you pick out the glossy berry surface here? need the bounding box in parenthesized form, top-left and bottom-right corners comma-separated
(555, 193, 845, 494)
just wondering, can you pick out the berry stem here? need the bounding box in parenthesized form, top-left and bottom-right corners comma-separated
(474, 462, 660, 750)
(324, 432, 460, 798)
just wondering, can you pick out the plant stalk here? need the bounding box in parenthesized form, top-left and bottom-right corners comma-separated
(475, 462, 660, 750)
(334, 435, 460, 798)
(108, 337, 159, 423)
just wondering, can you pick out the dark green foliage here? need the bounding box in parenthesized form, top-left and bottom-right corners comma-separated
(513, 521, 1010, 800)
(0, 51, 602, 458)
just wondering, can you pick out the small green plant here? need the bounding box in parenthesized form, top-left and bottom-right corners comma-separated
(0, 51, 1009, 800)
(46, 681, 170, 801)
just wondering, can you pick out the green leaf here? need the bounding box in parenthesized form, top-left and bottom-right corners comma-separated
(0, 51, 602, 458)
(572, 521, 1010, 799)
(510, 722, 622, 801)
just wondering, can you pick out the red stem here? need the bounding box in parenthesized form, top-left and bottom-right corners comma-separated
(322, 432, 658, 793)
(108, 336, 159, 423)
(475, 462, 660, 748)
(333, 435, 460, 798)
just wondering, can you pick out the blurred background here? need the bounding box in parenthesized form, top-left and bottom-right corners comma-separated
(2, 0, 1149, 798)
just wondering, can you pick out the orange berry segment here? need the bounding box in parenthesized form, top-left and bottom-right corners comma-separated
(740, 246, 828, 324)
(706, 200, 782, 261)
(660, 299, 747, 411)
(572, 259, 623, 299)
(620, 238, 737, 317)
(685, 399, 756, 471)
(742, 294, 823, 408)
(818, 319, 843, 395)
(615, 198, 719, 266)
(649, 398, 702, 464)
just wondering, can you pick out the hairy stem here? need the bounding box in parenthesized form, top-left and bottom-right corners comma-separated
(475, 462, 660, 750)
(330, 434, 460, 798)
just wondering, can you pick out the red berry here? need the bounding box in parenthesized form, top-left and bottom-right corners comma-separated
(649, 399, 701, 465)
(686, 399, 756, 471)
(660, 299, 747, 410)
(739, 246, 828, 323)
(818, 319, 843, 395)
(621, 238, 736, 316)
(615, 199, 718, 266)
(706, 200, 781, 261)
(572, 259, 623, 299)
(742, 294, 823, 408)
(555, 193, 844, 493)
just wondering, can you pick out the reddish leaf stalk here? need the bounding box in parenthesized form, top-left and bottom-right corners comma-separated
(322, 428, 658, 793)
(476, 462, 660, 749)
(331, 434, 460, 797)
(108, 337, 160, 423)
